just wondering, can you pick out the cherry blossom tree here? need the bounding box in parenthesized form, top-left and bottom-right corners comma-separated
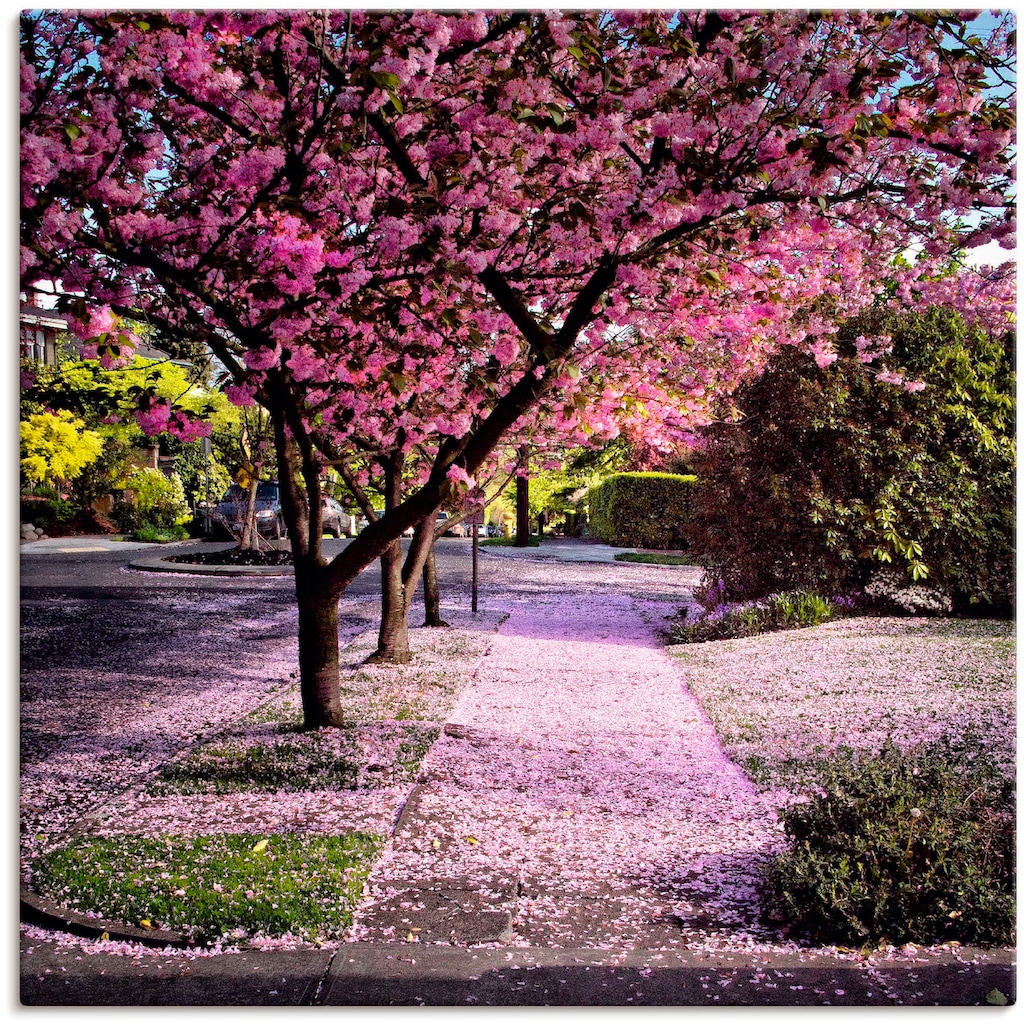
(21, 10, 1014, 728)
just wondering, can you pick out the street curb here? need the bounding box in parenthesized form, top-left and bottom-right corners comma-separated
(21, 886, 193, 949)
(128, 556, 295, 576)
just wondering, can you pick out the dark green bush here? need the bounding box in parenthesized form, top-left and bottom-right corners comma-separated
(687, 307, 1015, 613)
(762, 735, 1015, 948)
(671, 590, 838, 643)
(20, 495, 81, 529)
(587, 471, 697, 548)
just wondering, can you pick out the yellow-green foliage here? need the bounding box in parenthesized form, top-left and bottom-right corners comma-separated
(125, 467, 192, 527)
(588, 472, 697, 548)
(20, 410, 104, 488)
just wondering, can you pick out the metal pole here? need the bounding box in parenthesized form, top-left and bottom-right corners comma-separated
(202, 435, 212, 536)
(471, 527, 479, 614)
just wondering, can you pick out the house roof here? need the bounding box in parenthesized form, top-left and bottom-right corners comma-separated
(20, 304, 69, 330)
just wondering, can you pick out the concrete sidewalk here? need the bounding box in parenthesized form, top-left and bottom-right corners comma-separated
(19, 534, 196, 554)
(480, 536, 692, 564)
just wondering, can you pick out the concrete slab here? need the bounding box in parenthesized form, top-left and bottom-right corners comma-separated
(318, 944, 927, 1006)
(355, 887, 514, 945)
(20, 937, 333, 1006)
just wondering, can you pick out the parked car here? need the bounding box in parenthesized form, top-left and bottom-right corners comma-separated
(474, 522, 494, 538)
(356, 509, 416, 537)
(435, 511, 467, 537)
(211, 482, 286, 539)
(321, 497, 351, 538)
(357, 509, 385, 533)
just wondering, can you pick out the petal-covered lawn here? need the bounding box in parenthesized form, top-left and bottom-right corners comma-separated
(669, 616, 1015, 793)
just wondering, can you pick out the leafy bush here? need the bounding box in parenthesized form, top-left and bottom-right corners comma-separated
(132, 523, 190, 542)
(587, 471, 697, 548)
(688, 307, 1015, 614)
(671, 590, 838, 643)
(762, 735, 1015, 947)
(20, 410, 104, 490)
(122, 467, 192, 529)
(20, 495, 83, 530)
(481, 535, 540, 547)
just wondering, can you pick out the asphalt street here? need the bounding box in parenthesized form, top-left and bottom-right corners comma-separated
(19, 535, 477, 595)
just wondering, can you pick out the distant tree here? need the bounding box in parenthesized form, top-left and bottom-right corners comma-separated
(688, 304, 1015, 613)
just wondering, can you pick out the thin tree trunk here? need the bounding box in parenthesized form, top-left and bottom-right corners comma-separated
(368, 451, 413, 663)
(422, 542, 449, 626)
(515, 446, 530, 547)
(239, 477, 260, 551)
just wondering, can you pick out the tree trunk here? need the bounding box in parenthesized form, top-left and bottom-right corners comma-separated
(422, 542, 449, 627)
(295, 567, 346, 728)
(369, 537, 412, 663)
(367, 452, 414, 663)
(239, 477, 260, 551)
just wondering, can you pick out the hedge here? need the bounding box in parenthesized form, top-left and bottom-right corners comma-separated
(587, 472, 697, 548)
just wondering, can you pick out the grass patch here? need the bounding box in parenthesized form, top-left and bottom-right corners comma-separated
(614, 552, 691, 565)
(31, 832, 382, 944)
(151, 627, 490, 796)
(150, 723, 439, 795)
(671, 617, 1015, 793)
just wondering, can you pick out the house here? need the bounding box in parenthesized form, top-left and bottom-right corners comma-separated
(21, 291, 176, 366)
(19, 302, 68, 365)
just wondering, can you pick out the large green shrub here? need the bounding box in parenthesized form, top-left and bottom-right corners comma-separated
(762, 735, 1015, 948)
(587, 471, 697, 548)
(20, 410, 104, 491)
(688, 306, 1015, 614)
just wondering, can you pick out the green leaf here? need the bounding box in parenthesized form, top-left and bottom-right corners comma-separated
(986, 989, 1009, 1006)
(64, 124, 81, 141)
(372, 71, 401, 91)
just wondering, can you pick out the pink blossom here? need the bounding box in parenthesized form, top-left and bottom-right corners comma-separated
(244, 346, 279, 371)
(224, 383, 257, 407)
(445, 464, 476, 491)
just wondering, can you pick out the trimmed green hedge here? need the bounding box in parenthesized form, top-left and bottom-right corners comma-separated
(587, 472, 697, 549)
